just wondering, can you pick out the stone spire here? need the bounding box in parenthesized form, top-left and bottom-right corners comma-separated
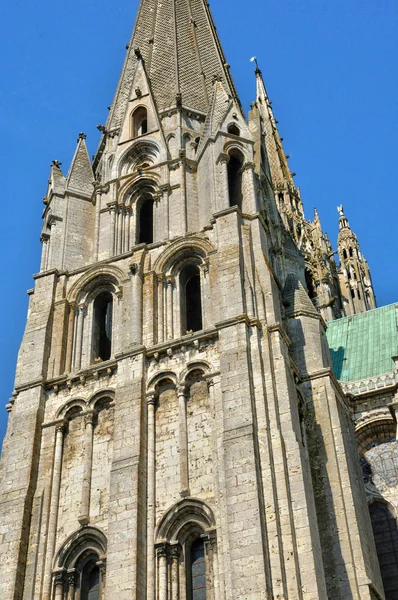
(66, 133, 94, 198)
(106, 0, 239, 131)
(337, 205, 376, 315)
(255, 67, 295, 190)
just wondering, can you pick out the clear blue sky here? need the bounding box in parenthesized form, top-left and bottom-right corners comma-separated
(0, 0, 397, 446)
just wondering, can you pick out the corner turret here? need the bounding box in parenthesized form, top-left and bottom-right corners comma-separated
(337, 205, 376, 315)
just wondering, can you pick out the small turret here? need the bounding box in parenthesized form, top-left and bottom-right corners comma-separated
(337, 205, 376, 315)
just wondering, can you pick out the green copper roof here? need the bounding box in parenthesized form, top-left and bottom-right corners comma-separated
(326, 303, 398, 382)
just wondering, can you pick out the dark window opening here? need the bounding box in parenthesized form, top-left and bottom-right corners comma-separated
(227, 150, 244, 209)
(369, 502, 398, 600)
(138, 197, 154, 244)
(81, 562, 100, 600)
(351, 288, 355, 299)
(305, 269, 316, 300)
(132, 107, 148, 137)
(93, 292, 113, 362)
(190, 539, 206, 600)
(227, 123, 240, 136)
(349, 247, 353, 257)
(357, 289, 361, 300)
(343, 249, 348, 260)
(181, 264, 203, 334)
(261, 145, 266, 167)
(278, 192, 284, 204)
(347, 270, 352, 280)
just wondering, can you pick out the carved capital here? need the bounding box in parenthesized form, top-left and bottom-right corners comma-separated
(67, 569, 77, 588)
(55, 421, 67, 435)
(166, 275, 175, 287)
(243, 161, 256, 173)
(156, 543, 168, 559)
(147, 393, 157, 407)
(83, 411, 95, 427)
(53, 569, 66, 588)
(216, 152, 230, 166)
(177, 384, 187, 398)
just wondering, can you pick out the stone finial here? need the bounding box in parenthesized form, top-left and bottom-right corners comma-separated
(52, 160, 62, 168)
(77, 132, 87, 142)
(337, 204, 345, 217)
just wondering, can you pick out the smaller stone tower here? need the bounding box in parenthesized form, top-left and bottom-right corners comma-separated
(337, 205, 376, 315)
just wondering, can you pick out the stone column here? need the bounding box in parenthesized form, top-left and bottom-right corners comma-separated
(109, 204, 116, 256)
(242, 162, 257, 213)
(67, 570, 76, 600)
(73, 303, 86, 371)
(170, 543, 181, 600)
(65, 302, 76, 374)
(157, 275, 165, 344)
(166, 276, 174, 341)
(116, 208, 123, 255)
(199, 261, 210, 330)
(93, 185, 103, 262)
(147, 394, 157, 600)
(79, 411, 95, 525)
(177, 385, 189, 496)
(157, 545, 168, 600)
(40, 233, 50, 272)
(203, 530, 219, 600)
(97, 560, 107, 600)
(216, 153, 230, 212)
(160, 185, 171, 240)
(124, 207, 131, 252)
(131, 264, 143, 346)
(43, 423, 66, 600)
(53, 571, 65, 600)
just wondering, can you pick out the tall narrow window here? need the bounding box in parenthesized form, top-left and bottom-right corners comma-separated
(369, 501, 398, 599)
(93, 292, 113, 362)
(190, 539, 206, 600)
(305, 269, 316, 301)
(81, 562, 100, 600)
(132, 107, 148, 138)
(349, 247, 354, 257)
(227, 149, 244, 209)
(343, 249, 348, 260)
(138, 197, 154, 244)
(181, 264, 203, 334)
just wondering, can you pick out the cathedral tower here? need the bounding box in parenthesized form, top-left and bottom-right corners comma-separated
(0, 2, 384, 600)
(337, 205, 377, 316)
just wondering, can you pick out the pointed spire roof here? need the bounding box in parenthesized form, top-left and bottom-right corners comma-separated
(255, 67, 295, 189)
(107, 0, 239, 130)
(283, 273, 319, 318)
(67, 133, 94, 197)
(337, 205, 351, 230)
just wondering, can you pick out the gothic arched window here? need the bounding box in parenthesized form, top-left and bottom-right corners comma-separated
(369, 501, 398, 599)
(227, 149, 244, 209)
(138, 196, 154, 244)
(343, 249, 348, 260)
(349, 247, 353, 257)
(93, 291, 113, 362)
(180, 264, 203, 334)
(132, 106, 148, 138)
(190, 538, 207, 600)
(81, 560, 100, 600)
(227, 123, 240, 136)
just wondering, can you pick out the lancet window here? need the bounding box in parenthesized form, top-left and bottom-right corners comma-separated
(93, 291, 113, 362)
(138, 195, 154, 244)
(180, 263, 203, 334)
(227, 148, 244, 209)
(132, 106, 148, 138)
